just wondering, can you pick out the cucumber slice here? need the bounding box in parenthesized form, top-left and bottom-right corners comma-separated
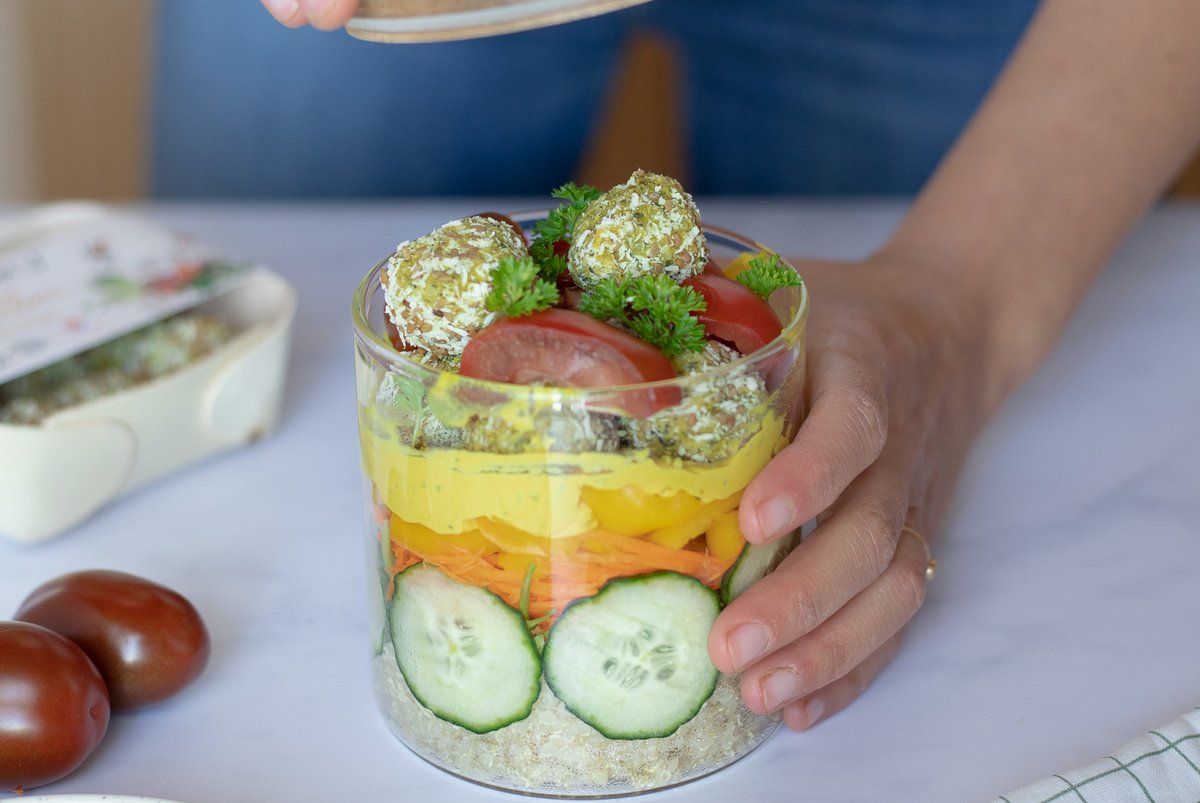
(389, 563, 541, 734)
(543, 571, 720, 740)
(720, 530, 799, 605)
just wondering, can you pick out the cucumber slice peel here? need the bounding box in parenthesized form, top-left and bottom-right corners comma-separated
(720, 530, 799, 605)
(543, 571, 720, 740)
(389, 563, 541, 734)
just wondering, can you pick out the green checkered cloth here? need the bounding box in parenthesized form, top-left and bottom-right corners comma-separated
(994, 707, 1200, 802)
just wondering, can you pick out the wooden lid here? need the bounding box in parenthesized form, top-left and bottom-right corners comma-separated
(346, 0, 652, 43)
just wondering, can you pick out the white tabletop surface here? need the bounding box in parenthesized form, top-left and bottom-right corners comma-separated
(1, 199, 1198, 802)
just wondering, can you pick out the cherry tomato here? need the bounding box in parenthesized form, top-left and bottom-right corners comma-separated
(681, 273, 783, 355)
(16, 570, 210, 711)
(702, 259, 725, 276)
(459, 308, 680, 416)
(555, 268, 583, 310)
(0, 621, 110, 792)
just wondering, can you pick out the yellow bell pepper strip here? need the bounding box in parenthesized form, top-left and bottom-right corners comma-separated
(645, 490, 743, 550)
(580, 485, 702, 536)
(705, 510, 746, 561)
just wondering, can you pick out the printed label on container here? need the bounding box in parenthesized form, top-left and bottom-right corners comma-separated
(0, 212, 253, 384)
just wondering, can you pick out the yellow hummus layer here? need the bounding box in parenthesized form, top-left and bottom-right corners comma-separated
(360, 409, 785, 538)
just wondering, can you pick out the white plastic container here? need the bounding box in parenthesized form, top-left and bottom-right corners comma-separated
(0, 204, 296, 544)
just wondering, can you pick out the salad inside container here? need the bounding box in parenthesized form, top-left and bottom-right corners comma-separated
(352, 170, 808, 796)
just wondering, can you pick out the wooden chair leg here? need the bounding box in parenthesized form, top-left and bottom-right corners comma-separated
(575, 31, 687, 191)
(1171, 150, 1200, 197)
(25, 0, 151, 200)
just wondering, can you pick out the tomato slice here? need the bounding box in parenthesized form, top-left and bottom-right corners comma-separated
(681, 274, 783, 355)
(459, 309, 679, 416)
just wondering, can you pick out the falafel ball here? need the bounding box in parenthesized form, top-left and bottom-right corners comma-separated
(627, 341, 767, 464)
(383, 215, 528, 359)
(568, 170, 708, 290)
(373, 372, 464, 450)
(463, 407, 622, 455)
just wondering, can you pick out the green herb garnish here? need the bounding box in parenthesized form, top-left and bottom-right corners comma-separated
(528, 182, 602, 280)
(485, 256, 559, 317)
(578, 275, 707, 357)
(377, 371, 432, 444)
(736, 252, 803, 300)
(518, 562, 536, 621)
(387, 372, 428, 412)
(574, 276, 627, 322)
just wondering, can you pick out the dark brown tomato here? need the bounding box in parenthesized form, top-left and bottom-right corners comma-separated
(16, 570, 210, 711)
(0, 621, 110, 792)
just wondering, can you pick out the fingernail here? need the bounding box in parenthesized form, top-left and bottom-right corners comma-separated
(263, 0, 301, 21)
(755, 496, 796, 542)
(804, 696, 825, 727)
(726, 623, 770, 670)
(760, 667, 801, 712)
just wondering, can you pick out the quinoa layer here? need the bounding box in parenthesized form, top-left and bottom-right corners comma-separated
(372, 642, 779, 796)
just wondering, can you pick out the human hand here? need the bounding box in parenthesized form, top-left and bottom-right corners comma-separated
(708, 251, 997, 730)
(260, 0, 358, 30)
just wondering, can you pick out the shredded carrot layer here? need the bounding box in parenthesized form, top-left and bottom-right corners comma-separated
(383, 521, 741, 626)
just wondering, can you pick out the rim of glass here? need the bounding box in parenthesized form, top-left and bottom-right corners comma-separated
(351, 212, 809, 396)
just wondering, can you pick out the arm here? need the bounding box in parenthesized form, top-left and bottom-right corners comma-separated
(892, 0, 1200, 408)
(712, 0, 1200, 729)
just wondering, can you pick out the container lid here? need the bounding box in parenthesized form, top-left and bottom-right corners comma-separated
(0, 204, 255, 385)
(346, 0, 651, 42)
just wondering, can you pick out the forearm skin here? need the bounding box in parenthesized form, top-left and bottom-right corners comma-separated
(880, 0, 1200, 413)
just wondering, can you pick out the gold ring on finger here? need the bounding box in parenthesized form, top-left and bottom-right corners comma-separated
(900, 525, 938, 581)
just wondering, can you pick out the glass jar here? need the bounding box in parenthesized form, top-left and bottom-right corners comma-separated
(352, 215, 809, 797)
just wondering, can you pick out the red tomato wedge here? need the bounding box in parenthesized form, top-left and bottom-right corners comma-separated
(459, 309, 680, 416)
(384, 315, 406, 351)
(682, 274, 783, 355)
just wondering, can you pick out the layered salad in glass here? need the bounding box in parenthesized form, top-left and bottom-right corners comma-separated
(352, 171, 809, 796)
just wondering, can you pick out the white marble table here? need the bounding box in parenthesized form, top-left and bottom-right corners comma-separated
(1, 200, 1197, 802)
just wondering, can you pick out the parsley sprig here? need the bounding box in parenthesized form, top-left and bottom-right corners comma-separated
(378, 372, 433, 444)
(736, 252, 803, 300)
(485, 256, 559, 317)
(529, 182, 602, 281)
(578, 275, 708, 357)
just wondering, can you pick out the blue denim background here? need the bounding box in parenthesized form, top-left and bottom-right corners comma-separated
(151, 0, 1037, 197)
